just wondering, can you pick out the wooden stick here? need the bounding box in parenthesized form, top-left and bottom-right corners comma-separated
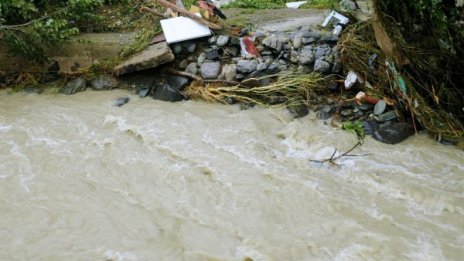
(167, 68, 204, 85)
(140, 6, 170, 18)
(154, 0, 222, 30)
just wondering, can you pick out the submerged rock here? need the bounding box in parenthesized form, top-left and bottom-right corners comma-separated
(61, 77, 87, 95)
(112, 97, 129, 107)
(372, 122, 415, 144)
(167, 75, 190, 91)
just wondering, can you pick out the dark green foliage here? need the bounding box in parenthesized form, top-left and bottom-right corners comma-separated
(0, 0, 130, 62)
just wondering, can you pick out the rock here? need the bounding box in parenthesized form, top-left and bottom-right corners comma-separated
(112, 97, 129, 107)
(256, 62, 268, 71)
(302, 37, 318, 44)
(235, 73, 246, 81)
(278, 36, 290, 44)
(216, 35, 230, 47)
(326, 81, 339, 91)
(358, 103, 374, 111)
(298, 65, 312, 73)
(90, 75, 119, 91)
(219, 64, 237, 81)
(293, 35, 303, 49)
(200, 62, 221, 79)
(265, 63, 280, 74)
(197, 53, 206, 65)
(262, 36, 283, 52)
(139, 88, 151, 97)
(179, 59, 189, 69)
(183, 42, 196, 53)
(206, 50, 220, 60)
(290, 50, 299, 63)
(153, 83, 184, 102)
(314, 59, 331, 73)
(372, 122, 415, 144)
(224, 47, 239, 57)
(341, 0, 357, 11)
(114, 42, 175, 75)
(288, 104, 309, 118)
(301, 30, 321, 39)
(172, 44, 182, 54)
(208, 36, 217, 44)
(168, 75, 190, 91)
(321, 35, 339, 43)
(315, 45, 330, 59)
(236, 60, 258, 73)
(340, 109, 353, 117)
(299, 46, 315, 65)
(229, 37, 240, 46)
(61, 77, 87, 95)
(363, 120, 379, 135)
(185, 62, 198, 75)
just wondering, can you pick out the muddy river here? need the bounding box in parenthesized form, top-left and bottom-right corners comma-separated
(0, 90, 463, 260)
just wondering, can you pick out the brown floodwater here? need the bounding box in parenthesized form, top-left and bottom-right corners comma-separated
(0, 90, 463, 260)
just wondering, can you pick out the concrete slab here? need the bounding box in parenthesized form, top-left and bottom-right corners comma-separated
(114, 42, 175, 75)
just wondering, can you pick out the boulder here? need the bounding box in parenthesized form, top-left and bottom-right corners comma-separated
(372, 122, 415, 144)
(219, 64, 237, 81)
(200, 62, 221, 79)
(153, 83, 185, 102)
(90, 75, 119, 90)
(216, 35, 230, 47)
(237, 60, 258, 73)
(61, 77, 87, 95)
(262, 36, 283, 52)
(168, 75, 190, 91)
(114, 42, 175, 75)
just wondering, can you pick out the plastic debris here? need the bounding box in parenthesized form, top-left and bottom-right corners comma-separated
(375, 110, 397, 122)
(240, 36, 260, 58)
(286, 1, 307, 8)
(344, 71, 358, 89)
(160, 16, 212, 44)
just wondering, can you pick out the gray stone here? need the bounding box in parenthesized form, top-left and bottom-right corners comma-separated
(266, 63, 280, 74)
(315, 46, 330, 59)
(321, 35, 339, 43)
(278, 36, 290, 44)
(197, 53, 207, 65)
(262, 36, 282, 52)
(168, 75, 190, 91)
(61, 77, 87, 95)
(288, 104, 309, 118)
(219, 64, 237, 81)
(172, 44, 182, 54)
(183, 42, 196, 53)
(301, 31, 321, 39)
(332, 62, 342, 73)
(179, 59, 189, 69)
(299, 47, 315, 65)
(90, 75, 119, 91)
(256, 62, 268, 71)
(341, 0, 357, 11)
(235, 73, 246, 81)
(290, 50, 299, 64)
(363, 120, 380, 135)
(340, 109, 353, 117)
(200, 62, 221, 79)
(208, 36, 217, 44)
(185, 62, 198, 75)
(139, 88, 151, 97)
(206, 50, 219, 60)
(314, 59, 331, 73)
(372, 122, 415, 144)
(224, 47, 239, 57)
(229, 37, 240, 46)
(316, 110, 332, 120)
(236, 60, 258, 73)
(112, 97, 129, 107)
(216, 35, 230, 47)
(153, 83, 184, 102)
(114, 42, 175, 75)
(302, 37, 318, 44)
(293, 35, 303, 49)
(298, 65, 312, 74)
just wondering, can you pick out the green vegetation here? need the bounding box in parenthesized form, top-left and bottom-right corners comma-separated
(222, 0, 335, 9)
(342, 121, 366, 141)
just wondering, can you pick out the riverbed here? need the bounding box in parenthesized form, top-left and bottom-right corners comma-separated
(0, 90, 463, 260)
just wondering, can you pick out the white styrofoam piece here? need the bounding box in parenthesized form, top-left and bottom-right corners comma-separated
(322, 10, 349, 27)
(160, 16, 212, 44)
(286, 1, 307, 8)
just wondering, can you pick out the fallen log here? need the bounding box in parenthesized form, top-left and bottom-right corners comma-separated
(140, 6, 170, 19)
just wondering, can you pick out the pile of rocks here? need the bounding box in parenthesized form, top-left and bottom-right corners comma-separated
(170, 25, 341, 84)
